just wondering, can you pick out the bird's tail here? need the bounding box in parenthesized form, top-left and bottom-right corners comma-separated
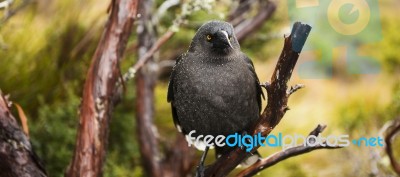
(215, 147, 260, 168)
(238, 151, 261, 167)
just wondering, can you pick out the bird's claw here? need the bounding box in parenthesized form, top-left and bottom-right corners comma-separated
(195, 146, 209, 177)
(260, 82, 270, 90)
(195, 164, 205, 177)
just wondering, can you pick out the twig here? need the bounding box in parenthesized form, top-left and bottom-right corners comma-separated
(384, 117, 400, 175)
(287, 84, 305, 96)
(236, 124, 342, 177)
(153, 0, 180, 25)
(123, 30, 174, 82)
(308, 124, 326, 136)
(203, 22, 312, 177)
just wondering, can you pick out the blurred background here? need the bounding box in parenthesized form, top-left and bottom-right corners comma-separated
(0, 0, 399, 176)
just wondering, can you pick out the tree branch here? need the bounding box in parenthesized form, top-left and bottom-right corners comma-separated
(227, 0, 255, 26)
(122, 0, 214, 83)
(66, 0, 139, 176)
(384, 117, 400, 175)
(0, 92, 47, 177)
(204, 22, 312, 177)
(236, 124, 343, 177)
(123, 30, 175, 82)
(231, 0, 276, 42)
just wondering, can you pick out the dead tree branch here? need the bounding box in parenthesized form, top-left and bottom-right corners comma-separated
(0, 92, 47, 177)
(66, 0, 139, 176)
(123, 30, 175, 82)
(384, 117, 400, 175)
(204, 22, 312, 177)
(236, 124, 343, 177)
(227, 0, 255, 26)
(230, 0, 276, 42)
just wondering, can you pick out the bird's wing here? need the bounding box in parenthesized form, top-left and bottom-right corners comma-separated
(167, 55, 185, 133)
(243, 55, 265, 111)
(167, 54, 182, 102)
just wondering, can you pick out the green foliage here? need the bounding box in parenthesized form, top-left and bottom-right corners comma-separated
(29, 90, 79, 176)
(368, 17, 400, 74)
(388, 84, 400, 118)
(105, 83, 141, 177)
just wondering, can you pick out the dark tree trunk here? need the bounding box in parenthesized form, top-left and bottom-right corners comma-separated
(0, 94, 47, 177)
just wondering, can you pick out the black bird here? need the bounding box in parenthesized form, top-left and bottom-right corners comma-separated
(167, 20, 264, 170)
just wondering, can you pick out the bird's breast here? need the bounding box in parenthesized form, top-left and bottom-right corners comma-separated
(176, 59, 255, 109)
(173, 57, 259, 136)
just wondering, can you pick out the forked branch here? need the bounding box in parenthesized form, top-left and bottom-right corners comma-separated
(203, 22, 312, 177)
(236, 124, 343, 177)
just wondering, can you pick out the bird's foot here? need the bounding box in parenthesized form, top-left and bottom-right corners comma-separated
(195, 163, 205, 177)
(260, 82, 270, 90)
(195, 146, 209, 177)
(239, 131, 251, 150)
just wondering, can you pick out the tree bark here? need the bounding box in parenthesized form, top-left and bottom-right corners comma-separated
(66, 0, 139, 176)
(0, 93, 47, 177)
(135, 0, 161, 176)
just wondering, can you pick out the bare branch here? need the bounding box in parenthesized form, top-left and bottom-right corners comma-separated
(287, 84, 305, 96)
(66, 0, 139, 176)
(227, 0, 256, 26)
(203, 22, 312, 177)
(153, 0, 180, 25)
(308, 124, 327, 136)
(233, 0, 277, 42)
(236, 125, 342, 177)
(123, 30, 175, 82)
(384, 117, 400, 175)
(122, 0, 215, 83)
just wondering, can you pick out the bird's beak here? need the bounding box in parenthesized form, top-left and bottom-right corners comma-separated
(218, 30, 233, 49)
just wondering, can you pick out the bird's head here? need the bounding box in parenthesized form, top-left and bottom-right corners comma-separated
(189, 20, 240, 56)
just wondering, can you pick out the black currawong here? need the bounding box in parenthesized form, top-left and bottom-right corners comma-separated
(167, 20, 264, 170)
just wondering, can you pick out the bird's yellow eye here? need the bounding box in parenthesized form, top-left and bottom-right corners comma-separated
(206, 34, 212, 41)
